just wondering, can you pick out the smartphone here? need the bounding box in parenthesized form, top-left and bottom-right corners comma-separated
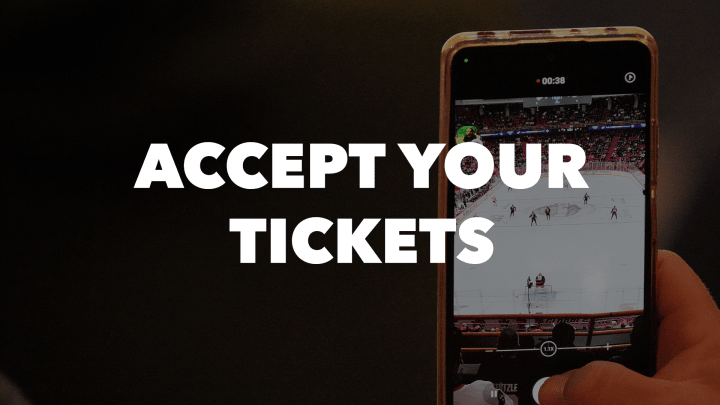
(437, 28, 658, 405)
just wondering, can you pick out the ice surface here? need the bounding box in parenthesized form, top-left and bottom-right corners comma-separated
(453, 173, 645, 315)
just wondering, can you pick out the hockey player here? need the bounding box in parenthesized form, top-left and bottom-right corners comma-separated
(611, 206, 618, 220)
(492, 196, 497, 206)
(535, 273, 545, 287)
(527, 277, 533, 290)
(545, 206, 551, 220)
(583, 193, 590, 205)
(529, 212, 537, 226)
(510, 204, 516, 217)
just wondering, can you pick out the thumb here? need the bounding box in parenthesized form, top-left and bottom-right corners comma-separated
(538, 361, 682, 405)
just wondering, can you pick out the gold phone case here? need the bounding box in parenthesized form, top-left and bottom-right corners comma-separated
(436, 27, 658, 404)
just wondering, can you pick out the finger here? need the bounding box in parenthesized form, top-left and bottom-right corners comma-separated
(536, 372, 568, 405)
(656, 250, 720, 367)
(657, 250, 719, 323)
(538, 361, 683, 405)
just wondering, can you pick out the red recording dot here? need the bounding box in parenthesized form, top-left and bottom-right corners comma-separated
(536, 78, 541, 83)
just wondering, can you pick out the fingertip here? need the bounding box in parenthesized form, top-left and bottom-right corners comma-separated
(657, 249, 683, 265)
(537, 374, 567, 405)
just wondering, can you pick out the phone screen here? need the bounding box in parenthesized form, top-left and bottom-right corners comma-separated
(445, 40, 654, 405)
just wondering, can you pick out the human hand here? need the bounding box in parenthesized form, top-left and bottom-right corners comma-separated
(539, 250, 720, 404)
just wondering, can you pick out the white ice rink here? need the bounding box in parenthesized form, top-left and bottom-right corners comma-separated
(454, 172, 645, 316)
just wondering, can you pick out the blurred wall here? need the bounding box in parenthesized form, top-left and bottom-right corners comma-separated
(2, 1, 718, 403)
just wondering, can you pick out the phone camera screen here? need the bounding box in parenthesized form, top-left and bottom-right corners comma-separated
(447, 41, 653, 405)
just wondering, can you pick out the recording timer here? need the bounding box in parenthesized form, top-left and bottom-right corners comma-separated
(537, 77, 565, 85)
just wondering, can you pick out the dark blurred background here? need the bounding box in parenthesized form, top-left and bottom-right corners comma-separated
(2, 0, 719, 403)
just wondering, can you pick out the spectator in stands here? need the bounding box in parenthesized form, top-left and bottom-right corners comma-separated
(455, 96, 646, 135)
(475, 327, 535, 404)
(552, 323, 576, 348)
(608, 315, 653, 376)
(498, 327, 520, 356)
(449, 325, 515, 405)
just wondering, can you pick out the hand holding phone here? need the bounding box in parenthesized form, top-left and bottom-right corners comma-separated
(539, 251, 720, 405)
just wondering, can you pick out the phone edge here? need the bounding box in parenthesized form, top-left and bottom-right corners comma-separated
(436, 26, 659, 405)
